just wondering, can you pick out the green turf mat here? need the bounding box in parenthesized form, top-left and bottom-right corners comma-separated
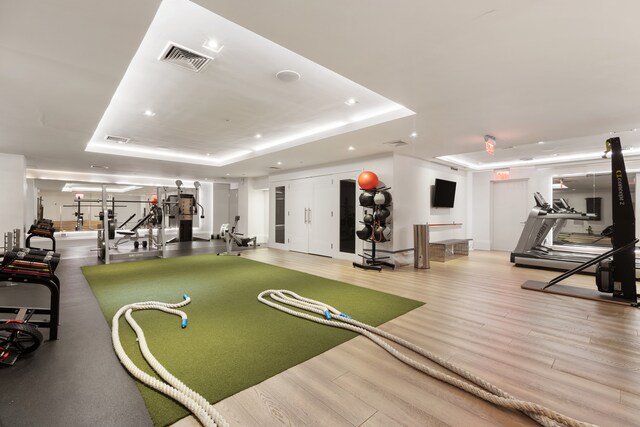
(82, 254, 423, 426)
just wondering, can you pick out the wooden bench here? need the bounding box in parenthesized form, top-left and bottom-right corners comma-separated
(429, 238, 472, 262)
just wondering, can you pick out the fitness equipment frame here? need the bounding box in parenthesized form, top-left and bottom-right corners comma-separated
(511, 192, 640, 276)
(0, 248, 61, 366)
(353, 186, 395, 272)
(217, 216, 257, 256)
(1, 229, 21, 257)
(98, 185, 167, 264)
(522, 137, 639, 306)
(163, 180, 208, 244)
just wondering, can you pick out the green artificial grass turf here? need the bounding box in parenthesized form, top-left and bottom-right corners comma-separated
(82, 254, 423, 426)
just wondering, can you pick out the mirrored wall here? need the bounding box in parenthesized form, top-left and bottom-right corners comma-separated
(34, 179, 164, 233)
(552, 173, 636, 247)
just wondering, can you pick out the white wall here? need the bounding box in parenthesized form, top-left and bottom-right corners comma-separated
(212, 183, 230, 237)
(236, 177, 269, 243)
(471, 166, 555, 250)
(393, 155, 469, 251)
(196, 181, 214, 235)
(0, 154, 26, 243)
(268, 154, 394, 261)
(25, 178, 37, 226)
(469, 159, 640, 249)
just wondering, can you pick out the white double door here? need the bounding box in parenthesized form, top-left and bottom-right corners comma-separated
(287, 176, 336, 256)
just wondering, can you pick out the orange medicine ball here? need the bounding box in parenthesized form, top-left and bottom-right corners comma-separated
(357, 171, 379, 190)
(150, 194, 158, 205)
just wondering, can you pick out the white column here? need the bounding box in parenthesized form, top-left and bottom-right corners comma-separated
(0, 153, 27, 244)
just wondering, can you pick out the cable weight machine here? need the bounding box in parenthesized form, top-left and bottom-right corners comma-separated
(162, 180, 208, 243)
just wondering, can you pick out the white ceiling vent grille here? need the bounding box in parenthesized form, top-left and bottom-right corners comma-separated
(383, 140, 409, 148)
(104, 135, 130, 144)
(159, 42, 212, 73)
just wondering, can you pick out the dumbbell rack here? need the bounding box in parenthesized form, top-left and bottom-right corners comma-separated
(353, 187, 395, 272)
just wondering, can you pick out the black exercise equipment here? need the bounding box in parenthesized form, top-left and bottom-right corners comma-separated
(113, 206, 162, 250)
(522, 137, 639, 305)
(0, 247, 61, 367)
(354, 181, 394, 272)
(358, 191, 375, 208)
(26, 218, 56, 252)
(165, 180, 207, 244)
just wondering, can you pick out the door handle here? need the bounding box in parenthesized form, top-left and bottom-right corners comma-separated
(304, 208, 308, 224)
(308, 208, 311, 223)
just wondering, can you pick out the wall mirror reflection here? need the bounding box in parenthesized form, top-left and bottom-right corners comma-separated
(34, 179, 161, 234)
(551, 174, 636, 247)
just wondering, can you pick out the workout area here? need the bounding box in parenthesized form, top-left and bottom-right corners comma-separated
(3, 1, 640, 426)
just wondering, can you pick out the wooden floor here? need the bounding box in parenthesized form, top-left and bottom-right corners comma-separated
(170, 249, 640, 427)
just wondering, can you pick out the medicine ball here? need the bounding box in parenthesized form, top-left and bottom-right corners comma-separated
(359, 190, 375, 207)
(374, 190, 392, 206)
(363, 213, 374, 225)
(378, 207, 391, 221)
(357, 171, 379, 190)
(356, 224, 372, 241)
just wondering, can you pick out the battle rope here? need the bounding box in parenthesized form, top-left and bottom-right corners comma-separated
(258, 290, 598, 427)
(111, 295, 228, 427)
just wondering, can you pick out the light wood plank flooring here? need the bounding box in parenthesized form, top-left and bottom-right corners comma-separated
(173, 249, 640, 427)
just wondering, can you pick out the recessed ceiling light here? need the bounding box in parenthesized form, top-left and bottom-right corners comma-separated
(226, 173, 230, 176)
(538, 141, 545, 144)
(206, 153, 211, 156)
(277, 161, 282, 165)
(203, 40, 224, 53)
(410, 132, 418, 138)
(255, 134, 262, 139)
(345, 98, 358, 106)
(276, 70, 300, 82)
(157, 146, 170, 151)
(348, 146, 355, 151)
(144, 110, 156, 117)
(91, 165, 109, 169)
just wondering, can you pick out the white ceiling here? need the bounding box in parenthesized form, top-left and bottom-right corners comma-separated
(4, 0, 640, 183)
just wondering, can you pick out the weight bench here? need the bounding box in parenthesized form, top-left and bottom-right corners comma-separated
(114, 212, 153, 249)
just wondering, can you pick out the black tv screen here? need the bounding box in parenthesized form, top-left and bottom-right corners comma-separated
(433, 179, 456, 208)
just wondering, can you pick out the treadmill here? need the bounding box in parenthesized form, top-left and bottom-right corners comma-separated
(511, 192, 640, 277)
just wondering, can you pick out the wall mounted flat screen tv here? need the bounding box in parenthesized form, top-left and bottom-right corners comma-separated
(433, 179, 456, 208)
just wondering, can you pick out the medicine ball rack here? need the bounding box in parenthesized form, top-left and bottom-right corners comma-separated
(353, 186, 395, 272)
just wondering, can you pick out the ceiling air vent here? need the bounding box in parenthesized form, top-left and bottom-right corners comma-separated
(383, 140, 409, 148)
(104, 135, 130, 144)
(159, 42, 212, 73)
(268, 166, 281, 170)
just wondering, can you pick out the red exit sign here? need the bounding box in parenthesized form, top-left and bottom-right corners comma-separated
(485, 139, 495, 155)
(495, 169, 510, 180)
